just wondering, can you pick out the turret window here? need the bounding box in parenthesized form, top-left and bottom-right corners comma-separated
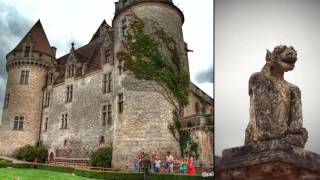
(118, 93, 123, 114)
(20, 70, 30, 84)
(3, 93, 10, 109)
(44, 117, 48, 132)
(24, 46, 31, 57)
(61, 113, 68, 129)
(13, 116, 24, 130)
(44, 92, 50, 107)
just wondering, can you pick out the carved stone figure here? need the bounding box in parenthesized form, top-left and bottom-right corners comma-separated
(245, 45, 308, 147)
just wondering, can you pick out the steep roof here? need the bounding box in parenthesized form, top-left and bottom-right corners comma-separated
(89, 20, 110, 43)
(54, 40, 103, 85)
(9, 19, 54, 57)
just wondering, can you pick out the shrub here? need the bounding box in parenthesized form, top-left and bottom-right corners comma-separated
(15, 144, 48, 162)
(16, 145, 35, 161)
(90, 147, 112, 168)
(34, 144, 48, 163)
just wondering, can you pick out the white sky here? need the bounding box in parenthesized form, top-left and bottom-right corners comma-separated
(0, 0, 214, 120)
(216, 0, 320, 156)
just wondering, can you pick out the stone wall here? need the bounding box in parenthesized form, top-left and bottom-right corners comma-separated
(191, 130, 214, 166)
(184, 90, 213, 117)
(111, 2, 186, 169)
(41, 65, 115, 159)
(0, 64, 47, 155)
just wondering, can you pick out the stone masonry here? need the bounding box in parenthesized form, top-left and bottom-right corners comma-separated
(0, 0, 213, 170)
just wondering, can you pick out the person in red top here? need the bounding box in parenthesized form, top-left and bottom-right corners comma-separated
(187, 154, 196, 175)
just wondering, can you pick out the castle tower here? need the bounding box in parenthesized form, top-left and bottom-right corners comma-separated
(0, 20, 54, 155)
(111, 0, 189, 169)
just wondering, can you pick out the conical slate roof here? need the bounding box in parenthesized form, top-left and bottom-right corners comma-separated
(10, 19, 54, 57)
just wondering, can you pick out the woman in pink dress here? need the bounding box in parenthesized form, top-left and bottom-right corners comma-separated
(187, 155, 196, 175)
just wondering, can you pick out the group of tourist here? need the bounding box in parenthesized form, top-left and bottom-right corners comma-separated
(131, 151, 196, 175)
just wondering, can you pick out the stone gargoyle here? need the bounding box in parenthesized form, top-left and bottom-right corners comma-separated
(245, 45, 308, 148)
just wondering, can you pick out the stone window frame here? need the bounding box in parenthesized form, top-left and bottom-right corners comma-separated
(66, 85, 73, 103)
(44, 117, 48, 132)
(64, 139, 67, 146)
(102, 104, 112, 126)
(102, 105, 107, 126)
(104, 49, 113, 64)
(61, 113, 68, 129)
(118, 93, 124, 114)
(3, 92, 10, 109)
(118, 64, 123, 75)
(13, 115, 24, 130)
(44, 91, 50, 107)
(107, 104, 112, 125)
(23, 45, 31, 58)
(99, 136, 105, 144)
(102, 72, 113, 94)
(66, 64, 75, 78)
(20, 70, 30, 85)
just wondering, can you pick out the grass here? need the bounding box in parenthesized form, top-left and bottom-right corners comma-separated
(0, 168, 98, 180)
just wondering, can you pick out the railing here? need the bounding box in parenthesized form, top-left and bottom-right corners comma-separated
(181, 114, 213, 129)
(46, 157, 90, 168)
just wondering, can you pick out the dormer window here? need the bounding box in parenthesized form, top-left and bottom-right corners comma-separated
(66, 64, 75, 78)
(105, 50, 113, 64)
(24, 46, 31, 57)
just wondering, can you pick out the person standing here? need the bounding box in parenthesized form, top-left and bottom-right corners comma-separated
(141, 154, 151, 180)
(179, 159, 185, 174)
(187, 155, 196, 175)
(167, 152, 174, 173)
(154, 156, 161, 173)
(131, 158, 139, 172)
(165, 152, 170, 172)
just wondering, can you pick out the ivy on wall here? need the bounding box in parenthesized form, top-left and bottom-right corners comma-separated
(116, 13, 197, 158)
(117, 14, 189, 108)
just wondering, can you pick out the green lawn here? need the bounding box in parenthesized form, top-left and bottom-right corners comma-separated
(0, 168, 98, 180)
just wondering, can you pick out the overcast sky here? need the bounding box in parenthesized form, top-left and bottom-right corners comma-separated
(0, 0, 213, 120)
(216, 0, 320, 156)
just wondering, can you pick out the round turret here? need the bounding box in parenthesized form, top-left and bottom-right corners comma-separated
(0, 20, 54, 155)
(111, 0, 189, 169)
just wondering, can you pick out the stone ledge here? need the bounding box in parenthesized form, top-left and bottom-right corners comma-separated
(217, 161, 320, 180)
(217, 139, 320, 174)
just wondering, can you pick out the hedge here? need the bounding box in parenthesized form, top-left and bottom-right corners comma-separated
(74, 169, 143, 180)
(74, 168, 211, 180)
(0, 159, 12, 163)
(36, 164, 74, 173)
(0, 163, 212, 180)
(0, 163, 34, 169)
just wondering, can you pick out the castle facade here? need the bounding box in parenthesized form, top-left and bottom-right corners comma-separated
(0, 0, 213, 169)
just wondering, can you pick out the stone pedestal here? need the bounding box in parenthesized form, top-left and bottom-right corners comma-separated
(216, 140, 320, 180)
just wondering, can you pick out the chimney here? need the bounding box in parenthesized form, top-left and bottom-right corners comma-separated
(51, 46, 57, 58)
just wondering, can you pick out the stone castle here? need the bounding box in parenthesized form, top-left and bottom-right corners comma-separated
(0, 0, 213, 169)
